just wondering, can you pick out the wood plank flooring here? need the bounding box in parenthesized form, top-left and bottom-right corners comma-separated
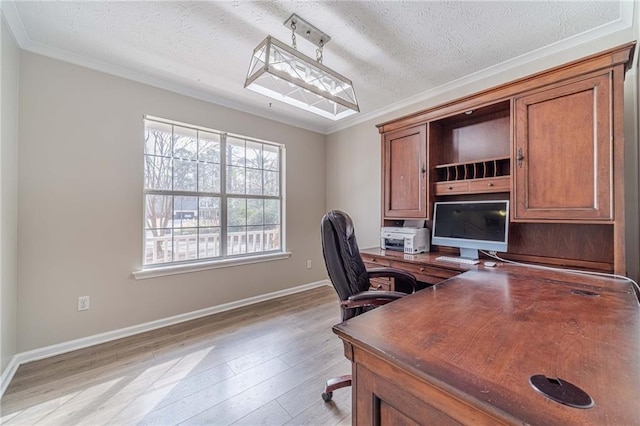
(0, 286, 352, 425)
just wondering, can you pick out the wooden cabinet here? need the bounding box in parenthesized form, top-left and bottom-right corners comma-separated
(382, 125, 428, 219)
(376, 42, 634, 275)
(335, 269, 640, 425)
(513, 74, 612, 221)
(429, 101, 511, 196)
(361, 250, 461, 288)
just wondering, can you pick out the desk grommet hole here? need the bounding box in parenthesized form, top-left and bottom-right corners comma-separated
(529, 375, 594, 409)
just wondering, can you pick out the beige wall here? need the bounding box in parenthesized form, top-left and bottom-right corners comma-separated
(327, 30, 639, 275)
(1, 16, 20, 373)
(17, 52, 326, 352)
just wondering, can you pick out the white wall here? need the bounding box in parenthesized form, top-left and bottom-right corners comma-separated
(17, 52, 327, 352)
(327, 30, 639, 275)
(0, 15, 19, 374)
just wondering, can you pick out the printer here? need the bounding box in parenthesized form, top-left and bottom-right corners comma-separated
(380, 223, 430, 254)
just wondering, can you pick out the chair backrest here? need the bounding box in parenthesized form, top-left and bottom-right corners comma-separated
(321, 210, 371, 321)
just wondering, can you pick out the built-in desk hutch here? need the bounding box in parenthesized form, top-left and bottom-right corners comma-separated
(378, 42, 636, 276)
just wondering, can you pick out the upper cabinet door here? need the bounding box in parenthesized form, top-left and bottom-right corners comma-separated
(513, 74, 612, 221)
(383, 125, 428, 219)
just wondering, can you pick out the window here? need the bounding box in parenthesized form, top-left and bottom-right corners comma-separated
(143, 117, 283, 267)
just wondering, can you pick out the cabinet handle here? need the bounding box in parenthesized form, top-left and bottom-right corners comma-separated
(420, 267, 425, 272)
(421, 164, 426, 174)
(371, 258, 376, 262)
(488, 182, 494, 187)
(516, 148, 525, 168)
(448, 186, 453, 190)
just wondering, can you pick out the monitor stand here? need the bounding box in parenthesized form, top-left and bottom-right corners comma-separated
(435, 248, 480, 265)
(459, 248, 479, 260)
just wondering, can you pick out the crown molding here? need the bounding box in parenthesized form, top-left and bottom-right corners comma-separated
(0, 1, 28, 45)
(326, 1, 636, 135)
(0, 1, 327, 135)
(2, 0, 635, 136)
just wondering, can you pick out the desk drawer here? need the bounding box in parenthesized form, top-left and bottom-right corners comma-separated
(361, 253, 392, 267)
(363, 259, 393, 291)
(391, 261, 459, 284)
(434, 181, 469, 195)
(468, 176, 510, 193)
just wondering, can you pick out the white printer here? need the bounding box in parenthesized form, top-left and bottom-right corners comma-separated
(380, 222, 430, 254)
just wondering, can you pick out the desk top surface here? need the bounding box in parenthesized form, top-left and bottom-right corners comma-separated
(333, 268, 640, 425)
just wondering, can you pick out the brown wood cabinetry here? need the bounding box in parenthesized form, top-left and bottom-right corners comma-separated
(361, 253, 393, 291)
(376, 42, 635, 275)
(361, 249, 462, 288)
(335, 269, 640, 425)
(513, 74, 612, 221)
(382, 125, 428, 219)
(429, 101, 511, 197)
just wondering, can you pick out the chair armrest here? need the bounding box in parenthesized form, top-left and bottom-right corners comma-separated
(340, 290, 408, 310)
(367, 267, 417, 294)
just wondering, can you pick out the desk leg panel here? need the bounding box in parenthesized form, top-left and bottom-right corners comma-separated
(351, 346, 517, 426)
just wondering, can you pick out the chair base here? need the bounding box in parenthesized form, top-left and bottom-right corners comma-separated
(322, 374, 352, 402)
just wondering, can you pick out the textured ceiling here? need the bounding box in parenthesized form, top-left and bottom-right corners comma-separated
(4, 1, 627, 133)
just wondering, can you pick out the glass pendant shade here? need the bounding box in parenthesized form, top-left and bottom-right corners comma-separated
(245, 36, 359, 121)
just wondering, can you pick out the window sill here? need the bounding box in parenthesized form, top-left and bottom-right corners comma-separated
(132, 252, 292, 280)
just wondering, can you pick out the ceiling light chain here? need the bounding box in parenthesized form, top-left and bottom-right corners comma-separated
(291, 21, 297, 50)
(316, 39, 324, 64)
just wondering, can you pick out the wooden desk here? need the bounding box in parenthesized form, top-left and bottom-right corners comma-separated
(333, 267, 640, 425)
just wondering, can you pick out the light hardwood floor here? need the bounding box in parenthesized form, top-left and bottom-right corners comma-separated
(0, 286, 352, 425)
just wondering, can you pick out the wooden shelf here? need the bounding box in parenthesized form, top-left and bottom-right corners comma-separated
(436, 156, 510, 181)
(434, 156, 510, 194)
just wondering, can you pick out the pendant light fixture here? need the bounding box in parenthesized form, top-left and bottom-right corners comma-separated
(244, 14, 359, 120)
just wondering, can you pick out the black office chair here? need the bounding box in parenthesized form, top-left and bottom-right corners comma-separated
(320, 210, 417, 402)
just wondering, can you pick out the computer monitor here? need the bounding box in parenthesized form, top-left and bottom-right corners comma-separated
(431, 200, 509, 260)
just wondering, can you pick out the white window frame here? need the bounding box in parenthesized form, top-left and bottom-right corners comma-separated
(133, 116, 289, 280)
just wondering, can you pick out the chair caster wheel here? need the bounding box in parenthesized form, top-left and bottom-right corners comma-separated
(322, 392, 333, 402)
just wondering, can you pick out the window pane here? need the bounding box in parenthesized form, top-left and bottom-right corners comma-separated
(264, 199, 280, 225)
(264, 225, 281, 251)
(247, 225, 264, 253)
(227, 166, 245, 194)
(227, 226, 247, 255)
(246, 169, 262, 195)
(144, 228, 172, 265)
(264, 171, 279, 196)
(199, 197, 220, 227)
(198, 162, 220, 193)
(174, 159, 197, 191)
(227, 138, 245, 167)
(263, 144, 279, 171)
(174, 126, 197, 160)
(174, 196, 198, 228)
(246, 141, 263, 169)
(247, 199, 263, 225)
(174, 228, 198, 261)
(145, 194, 173, 229)
(144, 156, 172, 190)
(199, 227, 221, 258)
(227, 198, 246, 226)
(143, 119, 283, 266)
(144, 122, 172, 157)
(199, 132, 220, 163)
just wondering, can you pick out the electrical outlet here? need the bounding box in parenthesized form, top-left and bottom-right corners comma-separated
(306, 260, 312, 269)
(78, 296, 90, 311)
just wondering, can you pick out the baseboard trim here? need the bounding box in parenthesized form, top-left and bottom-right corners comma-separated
(0, 355, 20, 398)
(0, 279, 331, 398)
